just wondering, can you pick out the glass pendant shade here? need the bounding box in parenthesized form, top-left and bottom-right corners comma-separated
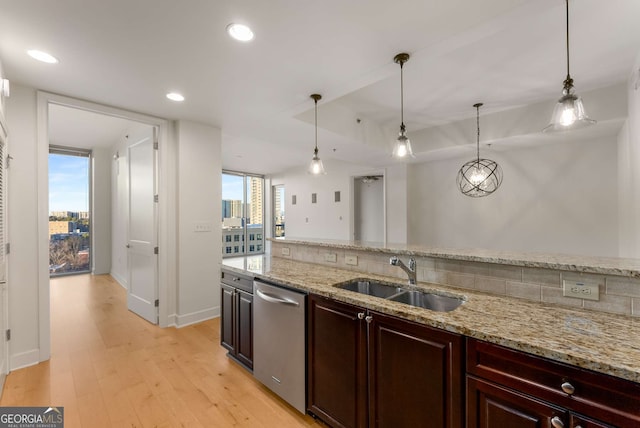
(392, 125, 414, 159)
(457, 102, 502, 197)
(308, 148, 326, 175)
(543, 90, 595, 132)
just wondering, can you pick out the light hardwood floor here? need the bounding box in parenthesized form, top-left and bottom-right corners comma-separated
(0, 274, 323, 427)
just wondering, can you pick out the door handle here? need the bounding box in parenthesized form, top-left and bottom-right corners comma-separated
(256, 288, 300, 306)
(126, 244, 131, 248)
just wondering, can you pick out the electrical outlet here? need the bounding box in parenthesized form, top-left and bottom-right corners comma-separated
(562, 280, 600, 301)
(281, 247, 290, 256)
(324, 253, 337, 263)
(345, 255, 358, 266)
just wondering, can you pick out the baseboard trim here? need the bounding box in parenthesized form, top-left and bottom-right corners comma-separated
(110, 271, 128, 289)
(10, 349, 40, 371)
(175, 306, 220, 328)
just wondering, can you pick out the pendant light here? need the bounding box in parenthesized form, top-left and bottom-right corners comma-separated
(392, 53, 414, 159)
(308, 93, 326, 175)
(456, 103, 503, 197)
(543, 0, 595, 132)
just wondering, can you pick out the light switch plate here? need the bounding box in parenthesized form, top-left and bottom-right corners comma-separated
(324, 253, 337, 263)
(562, 280, 599, 301)
(194, 221, 212, 232)
(345, 255, 358, 266)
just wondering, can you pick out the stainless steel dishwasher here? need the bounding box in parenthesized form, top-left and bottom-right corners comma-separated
(253, 279, 307, 414)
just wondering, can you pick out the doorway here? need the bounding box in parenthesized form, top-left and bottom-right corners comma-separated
(35, 91, 170, 361)
(353, 175, 384, 243)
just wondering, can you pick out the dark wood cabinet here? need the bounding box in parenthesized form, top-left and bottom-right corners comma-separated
(368, 311, 463, 428)
(466, 338, 640, 428)
(307, 294, 463, 428)
(467, 376, 567, 428)
(220, 270, 253, 370)
(307, 294, 368, 428)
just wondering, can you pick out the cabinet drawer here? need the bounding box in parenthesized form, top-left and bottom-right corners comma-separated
(221, 270, 253, 293)
(466, 338, 640, 426)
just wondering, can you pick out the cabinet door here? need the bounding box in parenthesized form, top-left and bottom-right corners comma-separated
(235, 290, 253, 369)
(220, 283, 236, 353)
(467, 376, 568, 428)
(307, 295, 368, 428)
(571, 414, 615, 428)
(368, 311, 463, 428)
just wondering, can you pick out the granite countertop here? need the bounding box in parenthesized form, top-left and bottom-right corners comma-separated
(270, 237, 640, 278)
(223, 255, 640, 384)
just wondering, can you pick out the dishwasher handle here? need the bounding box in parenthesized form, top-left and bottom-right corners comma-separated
(256, 288, 300, 306)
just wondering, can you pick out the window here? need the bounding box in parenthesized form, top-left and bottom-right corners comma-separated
(222, 171, 264, 257)
(249, 245, 255, 252)
(273, 185, 285, 238)
(48, 146, 91, 275)
(226, 247, 232, 254)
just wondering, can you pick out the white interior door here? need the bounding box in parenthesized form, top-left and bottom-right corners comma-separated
(127, 126, 158, 323)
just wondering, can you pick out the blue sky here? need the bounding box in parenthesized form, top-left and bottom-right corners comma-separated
(222, 173, 243, 200)
(49, 154, 89, 212)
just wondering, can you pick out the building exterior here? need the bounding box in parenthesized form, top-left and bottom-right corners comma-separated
(48, 221, 71, 236)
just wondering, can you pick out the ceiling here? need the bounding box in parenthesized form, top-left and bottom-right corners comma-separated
(1, 0, 639, 174)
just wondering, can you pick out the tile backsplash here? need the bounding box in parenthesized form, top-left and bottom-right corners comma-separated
(271, 240, 640, 317)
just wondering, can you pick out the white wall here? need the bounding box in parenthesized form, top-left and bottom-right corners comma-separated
(617, 53, 640, 258)
(175, 120, 221, 327)
(271, 160, 381, 241)
(6, 84, 41, 368)
(92, 147, 111, 274)
(385, 164, 408, 244)
(408, 136, 619, 257)
(0, 60, 5, 117)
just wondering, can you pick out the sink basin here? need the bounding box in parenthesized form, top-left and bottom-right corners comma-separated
(389, 290, 463, 312)
(338, 280, 405, 298)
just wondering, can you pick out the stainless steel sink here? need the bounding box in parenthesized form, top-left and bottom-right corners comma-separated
(338, 280, 405, 298)
(388, 290, 463, 312)
(337, 279, 464, 312)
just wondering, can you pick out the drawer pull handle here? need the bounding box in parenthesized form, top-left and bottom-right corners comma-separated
(561, 381, 575, 395)
(551, 416, 565, 428)
(365, 315, 373, 323)
(357, 312, 365, 320)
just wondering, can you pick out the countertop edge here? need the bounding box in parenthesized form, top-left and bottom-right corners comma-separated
(268, 238, 640, 278)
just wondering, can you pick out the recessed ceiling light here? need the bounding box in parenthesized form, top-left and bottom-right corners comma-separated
(226, 23, 254, 42)
(27, 49, 59, 64)
(166, 92, 185, 102)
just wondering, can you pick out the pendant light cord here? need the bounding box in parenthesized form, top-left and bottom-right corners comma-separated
(565, 0, 570, 79)
(314, 98, 318, 152)
(400, 61, 405, 129)
(476, 104, 480, 161)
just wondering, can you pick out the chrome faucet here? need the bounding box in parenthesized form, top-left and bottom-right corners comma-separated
(390, 256, 417, 285)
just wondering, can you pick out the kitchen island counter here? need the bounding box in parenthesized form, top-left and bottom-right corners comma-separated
(223, 255, 640, 384)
